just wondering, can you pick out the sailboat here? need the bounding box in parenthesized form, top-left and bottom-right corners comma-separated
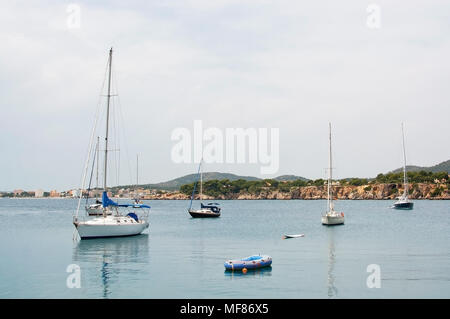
(392, 123, 414, 210)
(73, 48, 150, 239)
(321, 123, 344, 226)
(188, 159, 221, 218)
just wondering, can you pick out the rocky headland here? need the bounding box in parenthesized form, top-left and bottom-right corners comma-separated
(143, 183, 449, 200)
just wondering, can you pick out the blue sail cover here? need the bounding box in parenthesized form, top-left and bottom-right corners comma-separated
(102, 191, 119, 208)
(102, 191, 150, 209)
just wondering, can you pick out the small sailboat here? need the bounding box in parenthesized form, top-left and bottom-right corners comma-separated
(132, 154, 143, 204)
(392, 123, 414, 210)
(188, 159, 221, 218)
(85, 136, 111, 216)
(85, 200, 106, 216)
(321, 123, 344, 226)
(73, 48, 150, 239)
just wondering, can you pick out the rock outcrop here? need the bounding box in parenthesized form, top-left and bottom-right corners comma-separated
(142, 183, 449, 200)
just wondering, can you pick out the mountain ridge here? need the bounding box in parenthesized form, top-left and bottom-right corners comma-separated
(390, 160, 450, 174)
(132, 172, 308, 191)
(112, 159, 449, 191)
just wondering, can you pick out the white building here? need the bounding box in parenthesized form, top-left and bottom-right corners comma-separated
(35, 189, 44, 198)
(71, 189, 81, 198)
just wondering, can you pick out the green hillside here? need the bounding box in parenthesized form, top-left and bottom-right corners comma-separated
(111, 159, 449, 192)
(275, 175, 309, 182)
(116, 172, 309, 191)
(138, 172, 261, 191)
(390, 160, 450, 174)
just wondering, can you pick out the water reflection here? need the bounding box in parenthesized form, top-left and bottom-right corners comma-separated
(72, 235, 149, 298)
(327, 230, 338, 298)
(224, 267, 273, 279)
(101, 252, 111, 298)
(189, 219, 206, 264)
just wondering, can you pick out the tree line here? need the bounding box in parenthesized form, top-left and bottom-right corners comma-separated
(180, 171, 449, 197)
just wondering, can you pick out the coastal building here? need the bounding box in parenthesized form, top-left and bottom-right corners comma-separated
(50, 190, 60, 197)
(35, 189, 44, 198)
(70, 189, 81, 198)
(13, 189, 25, 196)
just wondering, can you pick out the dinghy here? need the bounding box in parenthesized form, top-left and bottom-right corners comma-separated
(224, 255, 272, 271)
(283, 234, 305, 239)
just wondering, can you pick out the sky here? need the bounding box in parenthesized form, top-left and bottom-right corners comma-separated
(1, 0, 449, 191)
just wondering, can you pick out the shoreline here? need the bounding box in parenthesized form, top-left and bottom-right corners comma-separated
(1, 197, 448, 201)
(3, 182, 449, 201)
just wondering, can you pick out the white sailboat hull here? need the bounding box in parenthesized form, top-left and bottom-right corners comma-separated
(321, 213, 345, 225)
(74, 216, 149, 239)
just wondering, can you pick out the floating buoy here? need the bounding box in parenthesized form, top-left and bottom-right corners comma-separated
(242, 268, 247, 274)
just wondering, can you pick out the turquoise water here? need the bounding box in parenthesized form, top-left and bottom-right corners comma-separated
(0, 198, 449, 298)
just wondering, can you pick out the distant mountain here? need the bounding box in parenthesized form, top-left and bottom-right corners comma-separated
(138, 172, 261, 191)
(274, 175, 309, 182)
(131, 172, 309, 191)
(390, 159, 450, 174)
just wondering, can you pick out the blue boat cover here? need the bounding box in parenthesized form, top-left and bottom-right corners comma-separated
(242, 255, 263, 261)
(127, 212, 139, 221)
(102, 191, 150, 209)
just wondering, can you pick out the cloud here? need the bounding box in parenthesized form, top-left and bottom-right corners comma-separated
(0, 0, 449, 190)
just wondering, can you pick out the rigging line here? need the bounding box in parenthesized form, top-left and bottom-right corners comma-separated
(97, 102, 107, 187)
(114, 101, 120, 190)
(112, 67, 129, 187)
(110, 93, 118, 188)
(113, 80, 121, 188)
(105, 65, 116, 191)
(401, 123, 408, 196)
(75, 55, 110, 219)
(112, 61, 134, 188)
(189, 161, 203, 210)
(108, 63, 121, 191)
(85, 139, 98, 206)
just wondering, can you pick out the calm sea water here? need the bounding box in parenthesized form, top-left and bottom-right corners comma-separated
(0, 198, 448, 299)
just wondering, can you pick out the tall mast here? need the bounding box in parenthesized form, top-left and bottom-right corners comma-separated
(401, 123, 408, 197)
(328, 123, 333, 211)
(103, 48, 113, 191)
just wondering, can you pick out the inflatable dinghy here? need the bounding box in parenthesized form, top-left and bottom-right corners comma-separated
(224, 255, 272, 271)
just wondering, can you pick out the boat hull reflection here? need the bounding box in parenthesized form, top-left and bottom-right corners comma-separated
(72, 235, 149, 298)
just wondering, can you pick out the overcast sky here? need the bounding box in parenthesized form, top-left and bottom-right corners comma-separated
(1, 0, 449, 191)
